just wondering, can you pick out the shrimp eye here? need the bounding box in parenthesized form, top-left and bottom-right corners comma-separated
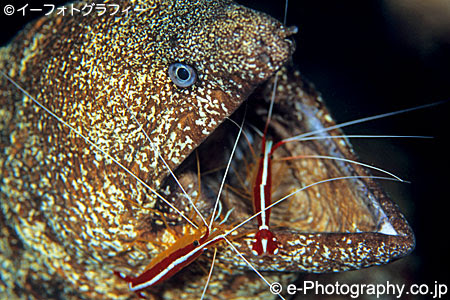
(168, 62, 197, 88)
(193, 240, 200, 247)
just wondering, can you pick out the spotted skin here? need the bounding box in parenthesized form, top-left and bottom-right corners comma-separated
(0, 0, 415, 299)
(0, 0, 295, 298)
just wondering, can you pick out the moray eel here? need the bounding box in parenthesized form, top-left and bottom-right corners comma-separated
(0, 0, 295, 298)
(0, 0, 414, 299)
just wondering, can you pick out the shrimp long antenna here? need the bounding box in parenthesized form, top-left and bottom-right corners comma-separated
(117, 95, 208, 227)
(226, 117, 257, 159)
(277, 134, 432, 148)
(225, 176, 404, 237)
(268, 176, 407, 213)
(208, 109, 246, 231)
(278, 154, 404, 181)
(263, 73, 279, 136)
(200, 248, 217, 300)
(282, 101, 444, 144)
(0, 70, 198, 229)
(223, 237, 286, 300)
(262, 0, 288, 136)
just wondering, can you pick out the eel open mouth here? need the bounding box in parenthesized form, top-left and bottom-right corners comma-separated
(164, 66, 415, 273)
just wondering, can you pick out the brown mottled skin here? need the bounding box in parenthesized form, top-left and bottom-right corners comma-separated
(0, 0, 414, 299)
(1, 1, 295, 298)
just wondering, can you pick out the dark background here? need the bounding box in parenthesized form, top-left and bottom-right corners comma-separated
(1, 0, 449, 297)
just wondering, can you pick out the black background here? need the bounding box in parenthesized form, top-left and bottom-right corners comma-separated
(1, 0, 449, 296)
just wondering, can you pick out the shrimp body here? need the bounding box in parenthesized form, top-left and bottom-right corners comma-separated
(252, 139, 279, 255)
(115, 226, 227, 293)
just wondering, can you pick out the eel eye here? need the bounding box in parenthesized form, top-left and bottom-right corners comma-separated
(168, 62, 197, 88)
(193, 240, 200, 247)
